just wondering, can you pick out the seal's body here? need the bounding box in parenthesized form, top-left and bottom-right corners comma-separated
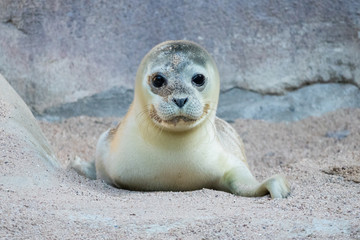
(73, 40, 290, 198)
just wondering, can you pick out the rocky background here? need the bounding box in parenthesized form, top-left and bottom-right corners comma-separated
(0, 0, 359, 121)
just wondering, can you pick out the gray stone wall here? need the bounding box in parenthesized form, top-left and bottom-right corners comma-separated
(0, 0, 359, 120)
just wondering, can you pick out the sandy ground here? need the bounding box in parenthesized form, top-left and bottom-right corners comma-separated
(1, 108, 360, 239)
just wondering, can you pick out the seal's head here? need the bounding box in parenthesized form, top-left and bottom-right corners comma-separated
(135, 40, 220, 131)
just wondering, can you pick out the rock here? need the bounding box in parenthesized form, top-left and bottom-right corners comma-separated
(217, 83, 360, 122)
(38, 86, 134, 121)
(0, 73, 59, 190)
(0, 0, 359, 116)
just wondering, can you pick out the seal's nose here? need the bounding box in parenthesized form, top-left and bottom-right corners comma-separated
(172, 97, 188, 108)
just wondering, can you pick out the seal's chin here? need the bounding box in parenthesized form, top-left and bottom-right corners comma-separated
(149, 104, 210, 131)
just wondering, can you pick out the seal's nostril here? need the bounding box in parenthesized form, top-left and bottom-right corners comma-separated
(173, 97, 188, 108)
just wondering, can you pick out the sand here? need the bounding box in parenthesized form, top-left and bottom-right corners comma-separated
(1, 108, 360, 239)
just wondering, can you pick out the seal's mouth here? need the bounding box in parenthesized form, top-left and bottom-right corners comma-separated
(149, 104, 210, 128)
(164, 116, 197, 124)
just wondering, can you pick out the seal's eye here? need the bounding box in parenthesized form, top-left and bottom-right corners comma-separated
(152, 74, 167, 88)
(192, 74, 205, 87)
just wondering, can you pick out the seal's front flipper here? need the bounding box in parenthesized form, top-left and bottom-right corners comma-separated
(260, 175, 291, 198)
(220, 165, 290, 198)
(70, 156, 97, 180)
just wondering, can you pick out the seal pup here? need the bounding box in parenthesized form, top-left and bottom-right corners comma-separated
(72, 40, 290, 198)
